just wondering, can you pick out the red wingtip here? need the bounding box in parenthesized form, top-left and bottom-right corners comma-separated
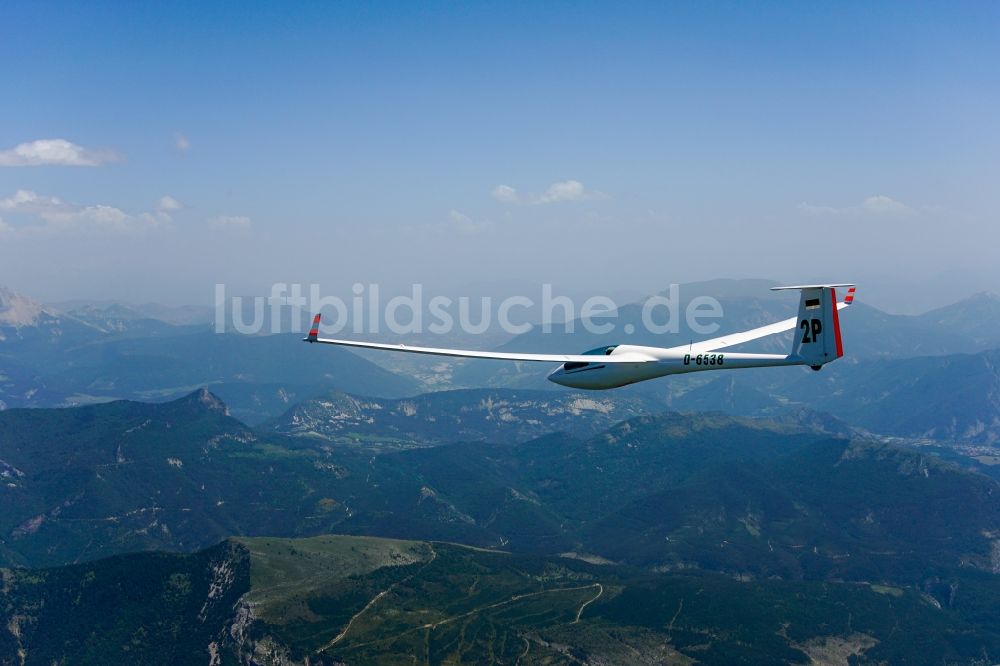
(844, 287, 856, 304)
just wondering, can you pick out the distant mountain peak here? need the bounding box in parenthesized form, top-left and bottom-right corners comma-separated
(0, 285, 45, 327)
(770, 406, 869, 439)
(66, 302, 146, 319)
(182, 388, 230, 416)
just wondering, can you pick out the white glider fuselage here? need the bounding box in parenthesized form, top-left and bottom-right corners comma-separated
(305, 284, 857, 391)
(545, 346, 800, 389)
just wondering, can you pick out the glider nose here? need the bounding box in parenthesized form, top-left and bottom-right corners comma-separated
(547, 364, 571, 387)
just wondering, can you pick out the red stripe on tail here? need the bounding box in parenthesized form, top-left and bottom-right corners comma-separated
(830, 288, 844, 358)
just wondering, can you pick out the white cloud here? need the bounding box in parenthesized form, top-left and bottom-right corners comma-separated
(174, 132, 191, 153)
(208, 215, 251, 229)
(0, 189, 63, 210)
(536, 180, 590, 203)
(0, 139, 121, 167)
(448, 209, 491, 235)
(157, 195, 182, 211)
(862, 195, 911, 214)
(798, 195, 915, 217)
(492, 180, 603, 205)
(795, 202, 841, 216)
(400, 210, 492, 237)
(491, 184, 520, 203)
(0, 189, 169, 236)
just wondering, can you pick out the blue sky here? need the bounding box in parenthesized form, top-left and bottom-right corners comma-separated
(1, 1, 998, 309)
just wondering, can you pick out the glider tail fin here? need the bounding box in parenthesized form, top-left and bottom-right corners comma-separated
(305, 313, 321, 342)
(771, 284, 854, 369)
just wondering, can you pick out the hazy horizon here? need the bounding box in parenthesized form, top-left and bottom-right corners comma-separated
(2, 272, 993, 319)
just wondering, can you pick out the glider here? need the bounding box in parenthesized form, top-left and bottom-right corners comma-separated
(305, 285, 856, 390)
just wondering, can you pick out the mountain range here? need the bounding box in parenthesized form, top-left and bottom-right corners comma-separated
(263, 388, 666, 445)
(3, 389, 998, 589)
(6, 279, 1000, 443)
(0, 286, 419, 422)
